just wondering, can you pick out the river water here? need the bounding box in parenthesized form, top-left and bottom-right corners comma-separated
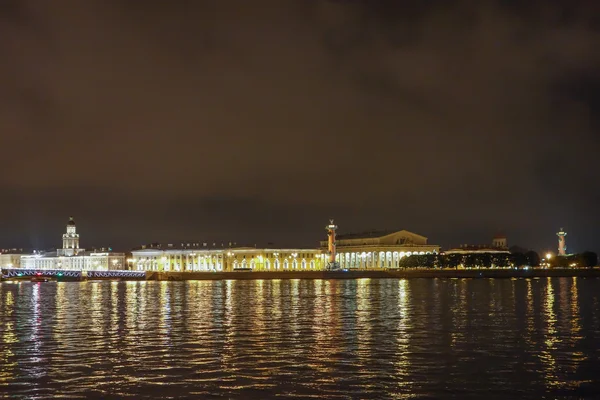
(0, 278, 599, 399)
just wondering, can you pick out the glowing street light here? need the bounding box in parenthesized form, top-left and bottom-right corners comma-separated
(546, 253, 552, 260)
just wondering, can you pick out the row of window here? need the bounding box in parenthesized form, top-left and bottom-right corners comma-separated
(233, 259, 316, 269)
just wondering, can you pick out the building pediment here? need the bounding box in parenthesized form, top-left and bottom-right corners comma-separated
(377, 230, 428, 245)
(325, 229, 429, 247)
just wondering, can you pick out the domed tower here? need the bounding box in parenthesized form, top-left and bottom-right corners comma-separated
(492, 234, 507, 249)
(62, 216, 80, 255)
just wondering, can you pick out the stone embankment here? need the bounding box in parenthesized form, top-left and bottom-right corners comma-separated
(146, 268, 600, 281)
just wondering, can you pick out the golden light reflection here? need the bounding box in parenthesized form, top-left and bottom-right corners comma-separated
(567, 277, 585, 377)
(124, 281, 140, 336)
(289, 279, 300, 340)
(26, 283, 47, 380)
(89, 282, 104, 337)
(309, 279, 339, 376)
(540, 278, 559, 387)
(570, 278, 581, 336)
(221, 279, 235, 375)
(488, 278, 496, 312)
(0, 289, 17, 386)
(110, 281, 119, 337)
(253, 280, 266, 334)
(431, 279, 441, 333)
(450, 279, 467, 348)
(31, 283, 41, 352)
(191, 281, 212, 337)
(159, 282, 172, 346)
(134, 281, 148, 337)
(356, 278, 371, 363)
(271, 279, 281, 322)
(394, 279, 413, 393)
(524, 279, 534, 348)
(510, 278, 516, 314)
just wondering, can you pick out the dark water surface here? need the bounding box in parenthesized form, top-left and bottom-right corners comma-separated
(1, 278, 599, 399)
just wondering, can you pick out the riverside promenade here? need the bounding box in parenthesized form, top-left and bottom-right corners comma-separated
(147, 268, 600, 281)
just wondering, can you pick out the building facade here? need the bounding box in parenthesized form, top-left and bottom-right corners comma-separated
(20, 217, 125, 271)
(0, 250, 25, 269)
(132, 227, 439, 272)
(319, 230, 440, 270)
(131, 245, 324, 272)
(445, 235, 510, 255)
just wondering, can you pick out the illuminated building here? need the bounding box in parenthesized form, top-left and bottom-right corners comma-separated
(0, 249, 26, 269)
(130, 244, 323, 272)
(20, 217, 125, 270)
(319, 229, 440, 269)
(557, 228, 567, 256)
(131, 221, 439, 272)
(59, 216, 82, 256)
(445, 235, 510, 255)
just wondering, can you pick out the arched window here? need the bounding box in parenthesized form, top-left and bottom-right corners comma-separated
(292, 260, 298, 270)
(265, 259, 271, 270)
(284, 259, 289, 269)
(301, 259, 307, 269)
(310, 260, 315, 269)
(241, 259, 247, 269)
(274, 259, 280, 270)
(250, 260, 255, 269)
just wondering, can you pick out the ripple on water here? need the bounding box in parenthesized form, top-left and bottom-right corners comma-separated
(0, 278, 600, 399)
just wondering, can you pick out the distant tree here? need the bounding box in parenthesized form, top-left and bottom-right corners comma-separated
(463, 254, 486, 269)
(511, 252, 528, 268)
(525, 251, 540, 267)
(492, 254, 511, 268)
(552, 255, 571, 268)
(580, 252, 598, 268)
(402, 255, 420, 269)
(510, 245, 529, 254)
(421, 254, 437, 268)
(442, 254, 462, 269)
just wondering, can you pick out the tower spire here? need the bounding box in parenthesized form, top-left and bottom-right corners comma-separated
(62, 216, 80, 255)
(325, 219, 340, 271)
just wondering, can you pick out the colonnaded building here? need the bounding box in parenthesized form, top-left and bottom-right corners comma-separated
(131, 244, 324, 272)
(20, 217, 126, 270)
(320, 229, 440, 269)
(131, 226, 440, 272)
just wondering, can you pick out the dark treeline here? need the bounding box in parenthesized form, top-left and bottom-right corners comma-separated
(397, 251, 598, 269)
(547, 252, 598, 269)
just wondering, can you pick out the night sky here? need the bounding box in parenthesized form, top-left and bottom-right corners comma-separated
(1, 0, 599, 253)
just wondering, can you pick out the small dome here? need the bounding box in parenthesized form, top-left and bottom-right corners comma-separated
(67, 216, 76, 226)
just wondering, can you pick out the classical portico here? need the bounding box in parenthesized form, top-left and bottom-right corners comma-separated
(321, 230, 440, 270)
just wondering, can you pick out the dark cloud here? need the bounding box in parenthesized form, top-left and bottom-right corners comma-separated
(0, 0, 599, 252)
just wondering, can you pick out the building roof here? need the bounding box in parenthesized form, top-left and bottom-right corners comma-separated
(335, 229, 428, 242)
(68, 216, 76, 226)
(132, 242, 241, 251)
(336, 230, 398, 240)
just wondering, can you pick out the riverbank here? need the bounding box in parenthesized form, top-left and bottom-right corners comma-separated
(146, 268, 600, 281)
(3, 268, 599, 282)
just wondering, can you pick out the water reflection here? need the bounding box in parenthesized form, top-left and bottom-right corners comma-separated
(395, 279, 412, 393)
(0, 288, 17, 387)
(0, 278, 598, 399)
(540, 278, 559, 387)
